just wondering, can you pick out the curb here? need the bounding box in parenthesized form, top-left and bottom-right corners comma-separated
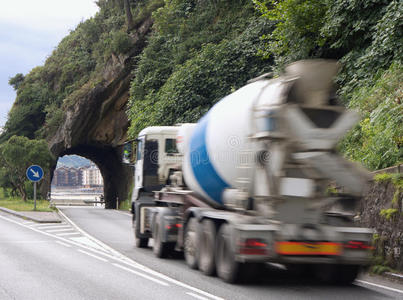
(384, 272, 403, 283)
(0, 207, 61, 223)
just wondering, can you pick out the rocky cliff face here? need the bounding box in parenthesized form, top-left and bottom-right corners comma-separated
(47, 19, 153, 208)
(359, 165, 403, 271)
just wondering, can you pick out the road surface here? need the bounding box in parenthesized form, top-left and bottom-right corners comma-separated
(0, 210, 219, 300)
(56, 206, 403, 299)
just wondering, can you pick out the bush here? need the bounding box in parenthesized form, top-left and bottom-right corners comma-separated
(338, 63, 403, 170)
(111, 31, 132, 54)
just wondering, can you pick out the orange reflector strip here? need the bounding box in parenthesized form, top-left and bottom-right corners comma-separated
(275, 242, 342, 256)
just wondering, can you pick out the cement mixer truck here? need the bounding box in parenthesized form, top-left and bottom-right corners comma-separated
(124, 60, 373, 284)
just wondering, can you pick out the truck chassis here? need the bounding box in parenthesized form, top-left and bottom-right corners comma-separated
(133, 188, 373, 284)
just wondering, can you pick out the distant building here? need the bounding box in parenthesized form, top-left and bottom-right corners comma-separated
(53, 166, 82, 187)
(52, 165, 103, 187)
(81, 165, 103, 187)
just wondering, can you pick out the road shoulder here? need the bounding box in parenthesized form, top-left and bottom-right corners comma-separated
(0, 206, 61, 223)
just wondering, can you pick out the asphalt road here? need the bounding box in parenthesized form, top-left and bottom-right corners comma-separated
(0, 211, 218, 300)
(56, 206, 403, 300)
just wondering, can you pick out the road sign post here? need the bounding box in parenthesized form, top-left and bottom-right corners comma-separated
(26, 165, 44, 211)
(34, 182, 37, 210)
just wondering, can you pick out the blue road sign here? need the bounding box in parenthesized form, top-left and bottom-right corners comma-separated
(26, 165, 44, 182)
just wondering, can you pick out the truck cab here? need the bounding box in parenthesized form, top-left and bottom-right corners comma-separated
(133, 126, 182, 200)
(125, 126, 182, 247)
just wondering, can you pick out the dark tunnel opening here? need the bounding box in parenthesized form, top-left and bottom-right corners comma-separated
(52, 144, 133, 209)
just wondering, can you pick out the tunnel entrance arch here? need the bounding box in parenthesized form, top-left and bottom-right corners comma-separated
(54, 144, 133, 209)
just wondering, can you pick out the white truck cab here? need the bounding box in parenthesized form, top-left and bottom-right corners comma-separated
(133, 126, 182, 201)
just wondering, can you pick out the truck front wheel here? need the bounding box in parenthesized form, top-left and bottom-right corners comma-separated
(135, 237, 149, 248)
(133, 215, 148, 248)
(198, 219, 216, 276)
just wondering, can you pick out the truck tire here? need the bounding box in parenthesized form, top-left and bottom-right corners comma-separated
(133, 216, 148, 248)
(184, 217, 199, 269)
(135, 237, 149, 248)
(198, 219, 216, 276)
(337, 265, 360, 285)
(216, 223, 242, 283)
(153, 214, 174, 258)
(315, 264, 360, 285)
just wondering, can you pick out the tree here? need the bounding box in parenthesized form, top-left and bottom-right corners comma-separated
(8, 73, 25, 90)
(123, 0, 134, 31)
(0, 136, 53, 201)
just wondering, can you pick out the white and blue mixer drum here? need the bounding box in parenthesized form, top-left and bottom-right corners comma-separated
(176, 60, 341, 207)
(177, 78, 287, 207)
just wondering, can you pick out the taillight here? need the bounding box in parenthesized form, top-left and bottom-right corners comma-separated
(344, 241, 374, 250)
(165, 223, 182, 230)
(238, 238, 268, 255)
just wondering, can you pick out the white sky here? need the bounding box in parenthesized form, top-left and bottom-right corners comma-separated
(0, 0, 99, 127)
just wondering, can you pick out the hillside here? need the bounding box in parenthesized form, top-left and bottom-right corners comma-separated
(0, 0, 401, 171)
(57, 155, 92, 168)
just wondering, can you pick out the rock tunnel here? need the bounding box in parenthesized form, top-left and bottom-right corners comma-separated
(58, 145, 133, 209)
(45, 18, 153, 209)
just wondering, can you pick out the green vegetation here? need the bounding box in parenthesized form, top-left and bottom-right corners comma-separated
(370, 238, 396, 274)
(0, 188, 53, 212)
(119, 199, 131, 211)
(0, 0, 401, 175)
(374, 173, 403, 206)
(371, 264, 393, 275)
(0, 136, 53, 201)
(339, 64, 403, 170)
(0, 0, 139, 142)
(374, 173, 402, 184)
(379, 208, 399, 221)
(127, 0, 272, 137)
(0, 198, 53, 212)
(254, 0, 402, 170)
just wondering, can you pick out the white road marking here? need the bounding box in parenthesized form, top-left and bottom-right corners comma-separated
(186, 292, 209, 300)
(22, 221, 35, 225)
(58, 209, 128, 260)
(113, 263, 170, 286)
(355, 280, 403, 295)
(34, 224, 69, 229)
(4, 213, 402, 300)
(78, 249, 109, 262)
(46, 228, 74, 233)
(3, 212, 223, 300)
(0, 214, 111, 256)
(69, 236, 111, 252)
(56, 232, 81, 237)
(59, 209, 225, 300)
(55, 241, 72, 248)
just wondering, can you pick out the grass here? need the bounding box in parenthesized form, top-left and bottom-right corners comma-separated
(371, 264, 393, 275)
(0, 197, 54, 212)
(374, 172, 403, 207)
(118, 199, 131, 211)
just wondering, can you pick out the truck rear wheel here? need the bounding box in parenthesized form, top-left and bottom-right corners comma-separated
(184, 217, 199, 269)
(315, 264, 360, 285)
(153, 214, 174, 258)
(216, 223, 242, 283)
(198, 219, 216, 276)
